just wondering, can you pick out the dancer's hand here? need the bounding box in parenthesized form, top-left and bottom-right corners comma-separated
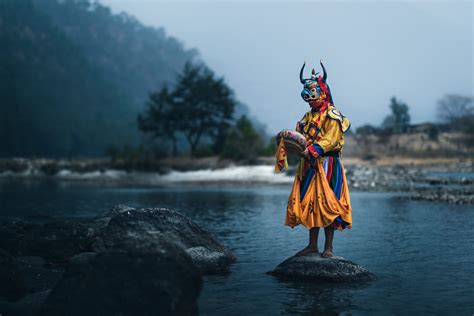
(301, 147, 309, 158)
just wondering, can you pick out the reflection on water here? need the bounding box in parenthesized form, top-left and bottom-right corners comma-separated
(0, 179, 473, 315)
(273, 279, 370, 315)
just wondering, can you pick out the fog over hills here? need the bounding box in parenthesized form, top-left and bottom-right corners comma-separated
(0, 0, 262, 157)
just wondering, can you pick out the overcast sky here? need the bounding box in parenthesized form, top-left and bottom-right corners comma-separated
(102, 0, 472, 133)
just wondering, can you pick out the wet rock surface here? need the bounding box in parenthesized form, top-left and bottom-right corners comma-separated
(186, 246, 233, 274)
(269, 253, 376, 283)
(0, 205, 235, 315)
(94, 205, 236, 273)
(0, 205, 235, 273)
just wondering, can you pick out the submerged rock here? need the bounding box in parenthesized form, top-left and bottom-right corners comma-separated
(270, 253, 376, 283)
(0, 220, 95, 263)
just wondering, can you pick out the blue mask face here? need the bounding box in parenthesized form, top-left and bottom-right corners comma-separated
(299, 61, 330, 104)
(301, 79, 321, 103)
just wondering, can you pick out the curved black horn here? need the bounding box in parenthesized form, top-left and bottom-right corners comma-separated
(299, 62, 306, 84)
(320, 60, 327, 82)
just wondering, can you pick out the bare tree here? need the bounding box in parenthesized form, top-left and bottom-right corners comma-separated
(437, 94, 473, 125)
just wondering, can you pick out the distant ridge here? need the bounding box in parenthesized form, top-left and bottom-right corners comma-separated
(0, 0, 197, 157)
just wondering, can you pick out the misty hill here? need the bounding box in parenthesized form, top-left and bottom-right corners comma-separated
(0, 0, 197, 157)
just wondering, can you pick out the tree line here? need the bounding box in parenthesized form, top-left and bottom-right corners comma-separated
(0, 0, 197, 158)
(355, 94, 473, 138)
(135, 65, 474, 162)
(135, 62, 269, 162)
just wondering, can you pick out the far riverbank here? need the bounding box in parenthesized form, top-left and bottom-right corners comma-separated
(1, 157, 472, 204)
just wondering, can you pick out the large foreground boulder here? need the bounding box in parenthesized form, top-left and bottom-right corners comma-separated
(0, 205, 234, 315)
(93, 205, 236, 273)
(270, 253, 376, 283)
(0, 205, 236, 274)
(39, 239, 201, 316)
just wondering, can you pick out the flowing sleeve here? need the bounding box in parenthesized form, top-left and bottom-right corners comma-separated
(274, 138, 288, 173)
(307, 118, 342, 157)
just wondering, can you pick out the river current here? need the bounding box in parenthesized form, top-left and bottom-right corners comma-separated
(0, 178, 472, 315)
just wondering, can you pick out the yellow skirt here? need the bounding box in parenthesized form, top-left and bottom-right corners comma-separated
(285, 157, 352, 230)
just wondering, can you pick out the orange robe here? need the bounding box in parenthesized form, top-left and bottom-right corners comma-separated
(285, 105, 352, 230)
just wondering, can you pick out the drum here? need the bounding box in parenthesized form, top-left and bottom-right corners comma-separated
(276, 129, 307, 156)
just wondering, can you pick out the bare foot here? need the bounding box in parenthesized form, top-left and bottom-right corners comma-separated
(322, 247, 333, 258)
(295, 246, 319, 256)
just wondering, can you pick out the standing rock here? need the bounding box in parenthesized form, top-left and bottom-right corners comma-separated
(270, 253, 376, 283)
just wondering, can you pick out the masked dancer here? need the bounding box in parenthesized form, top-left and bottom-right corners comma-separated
(276, 61, 352, 258)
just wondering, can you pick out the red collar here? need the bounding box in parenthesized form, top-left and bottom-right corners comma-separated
(310, 101, 329, 113)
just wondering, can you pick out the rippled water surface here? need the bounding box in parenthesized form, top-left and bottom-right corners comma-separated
(1, 179, 473, 315)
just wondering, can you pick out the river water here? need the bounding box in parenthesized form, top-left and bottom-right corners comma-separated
(0, 178, 473, 315)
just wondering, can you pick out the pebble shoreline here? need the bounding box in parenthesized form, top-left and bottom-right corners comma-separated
(344, 162, 473, 204)
(1, 158, 473, 204)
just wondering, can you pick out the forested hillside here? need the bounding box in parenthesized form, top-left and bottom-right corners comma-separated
(0, 0, 198, 157)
